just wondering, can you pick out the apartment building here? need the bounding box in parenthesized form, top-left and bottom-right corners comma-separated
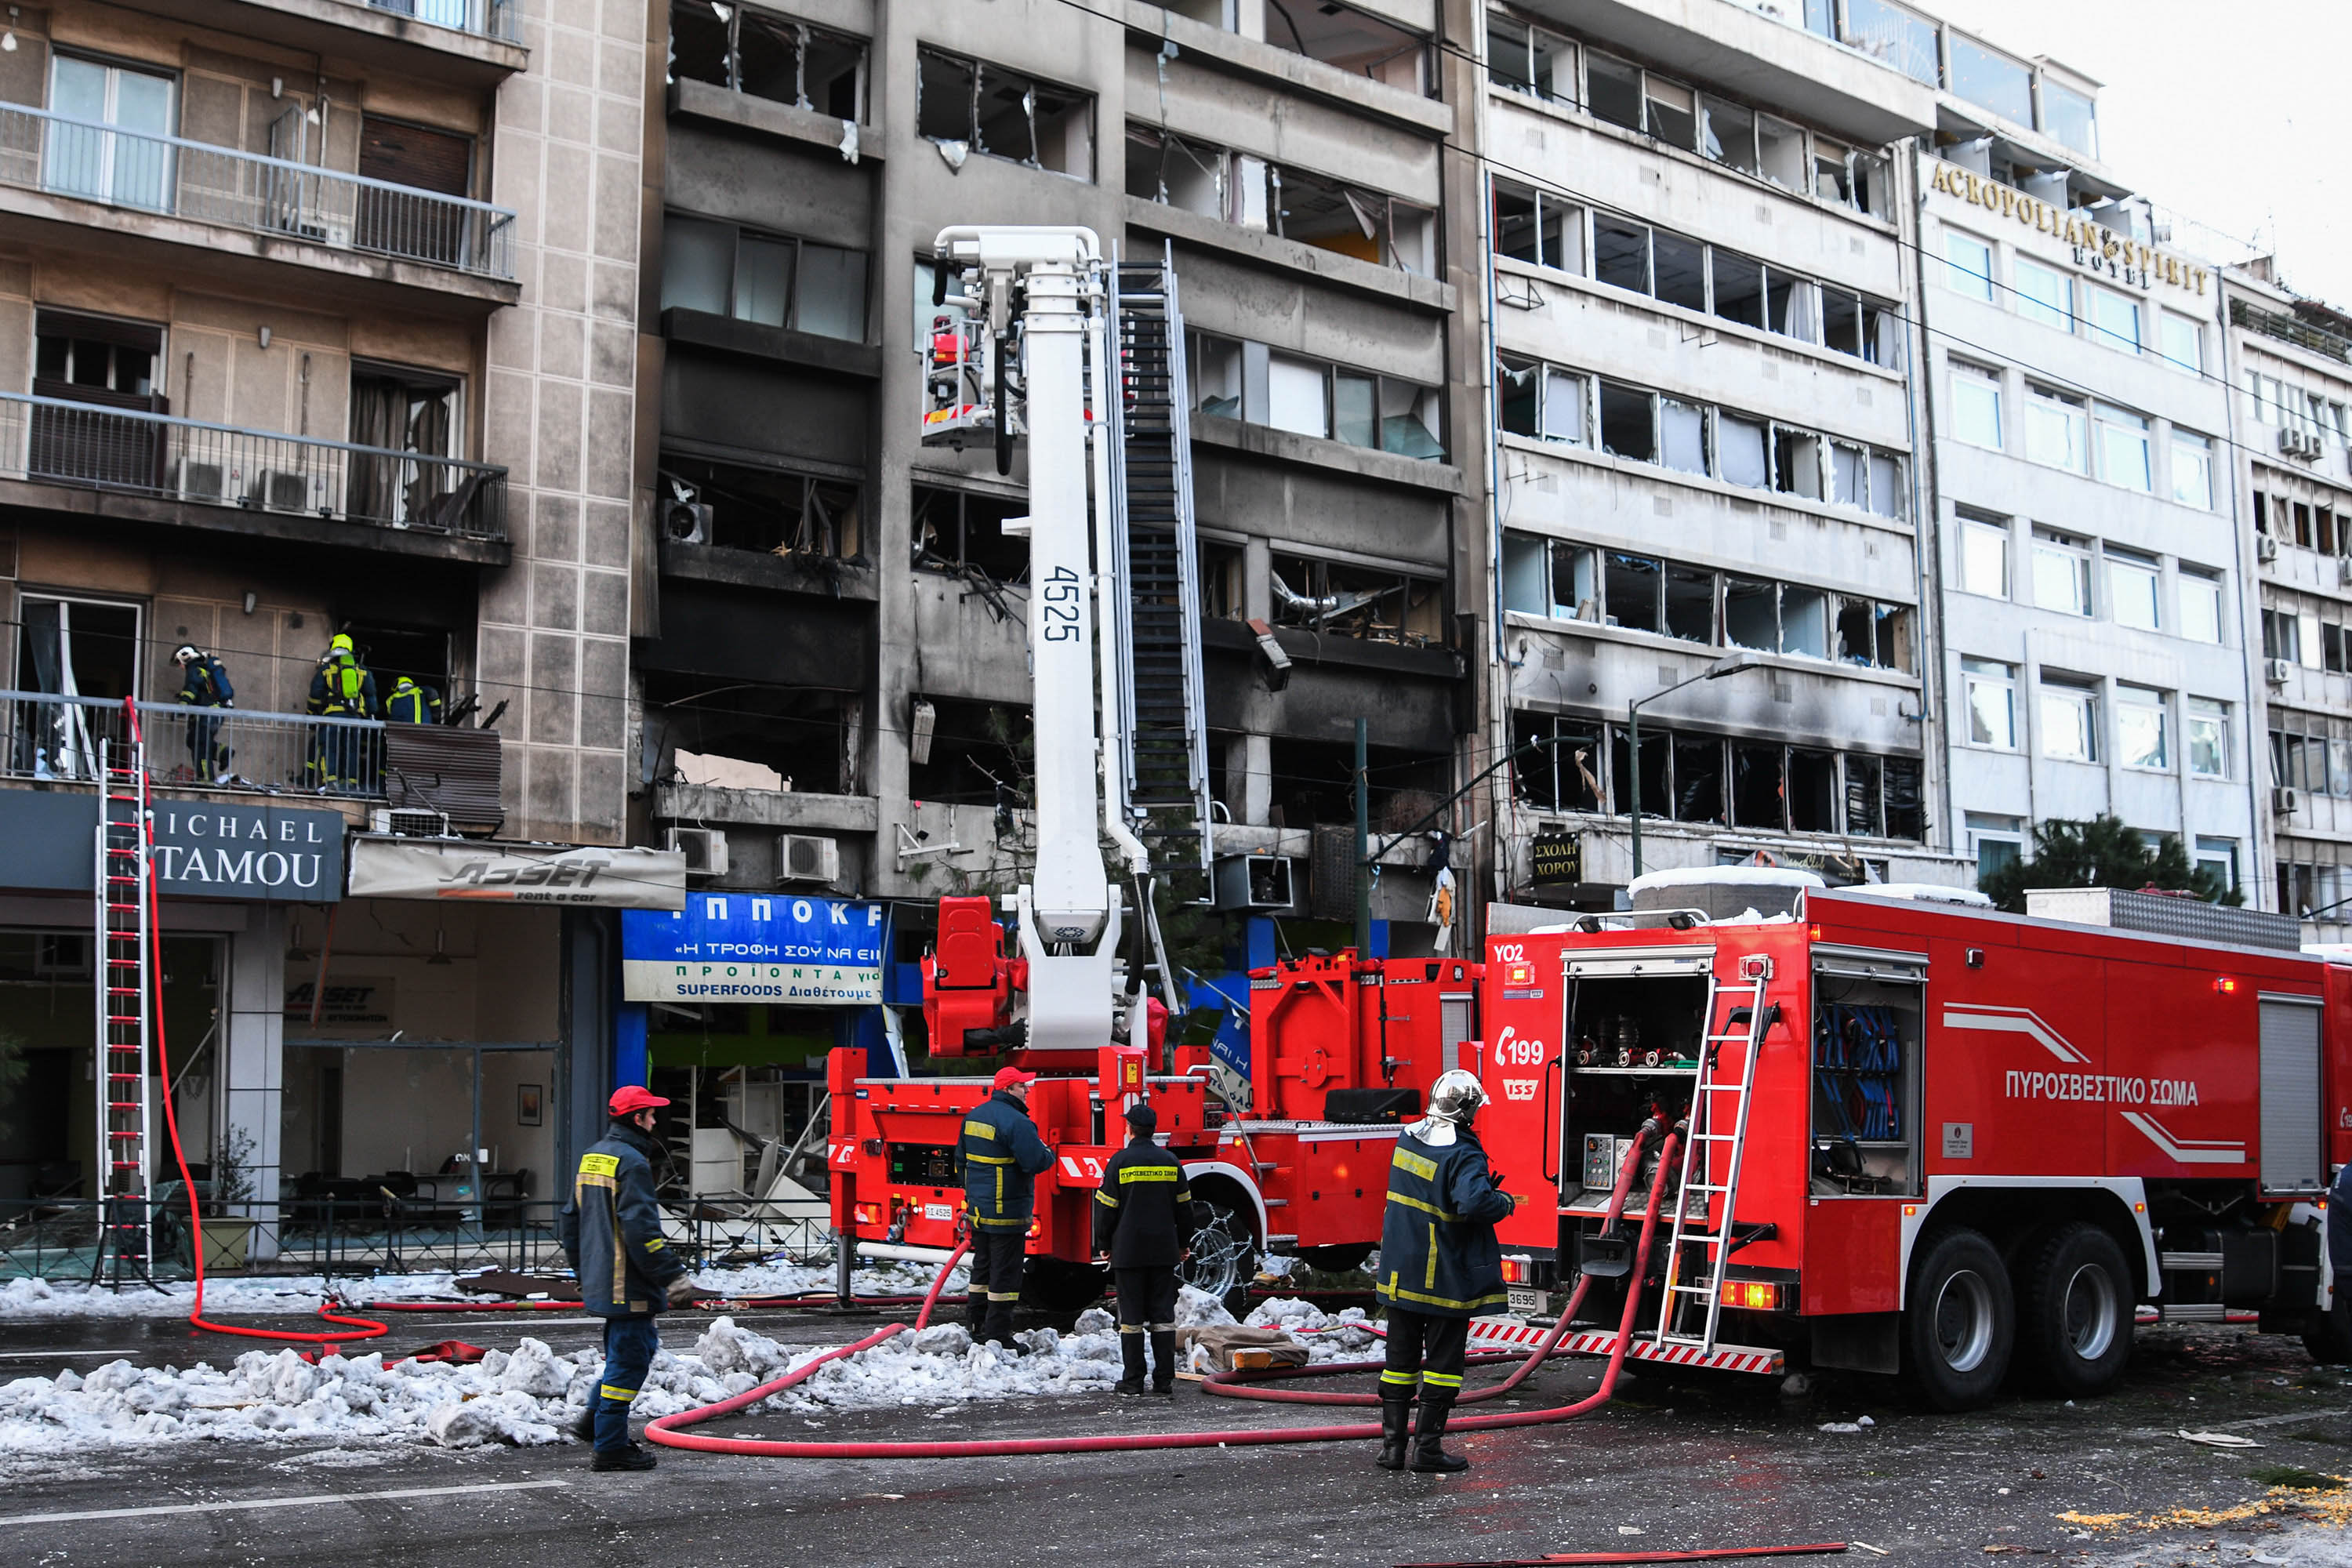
(633, 0, 1483, 964)
(1906, 24, 2251, 897)
(2225, 267, 2352, 935)
(0, 0, 644, 1234)
(1480, 0, 1962, 902)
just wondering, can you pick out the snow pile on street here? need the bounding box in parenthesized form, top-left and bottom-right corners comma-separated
(1176, 1283, 1237, 1328)
(690, 1315, 1123, 1410)
(1246, 1296, 1380, 1357)
(0, 1258, 964, 1320)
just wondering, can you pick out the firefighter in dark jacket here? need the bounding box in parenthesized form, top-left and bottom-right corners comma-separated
(1091, 1100, 1195, 1395)
(1374, 1069, 1519, 1475)
(385, 674, 443, 725)
(172, 644, 234, 783)
(306, 633, 378, 789)
(557, 1084, 698, 1472)
(959, 1065, 1055, 1348)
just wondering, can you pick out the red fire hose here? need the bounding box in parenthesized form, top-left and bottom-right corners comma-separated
(352, 1294, 936, 1313)
(641, 1131, 1678, 1459)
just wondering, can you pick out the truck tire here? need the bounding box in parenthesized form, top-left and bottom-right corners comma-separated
(1020, 1258, 1106, 1314)
(2015, 1221, 2132, 1397)
(1905, 1228, 2014, 1411)
(1179, 1192, 1259, 1314)
(1295, 1243, 1374, 1276)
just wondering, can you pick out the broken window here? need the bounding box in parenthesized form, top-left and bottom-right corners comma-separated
(1488, 13, 1575, 106)
(1867, 451, 1904, 519)
(1381, 379, 1445, 459)
(1821, 289, 1863, 357)
(1200, 540, 1245, 620)
(1811, 136, 1855, 205)
(1788, 749, 1836, 831)
(1724, 577, 1777, 652)
(1604, 553, 1663, 634)
(912, 484, 1029, 583)
(1190, 332, 1243, 419)
(670, 2, 867, 119)
(1270, 555, 1443, 645)
(1864, 302, 1901, 368)
(1883, 757, 1924, 839)
(1756, 114, 1805, 189)
(1598, 382, 1653, 462)
(646, 670, 850, 793)
(906, 696, 1030, 805)
(1126, 125, 1229, 216)
(1585, 52, 1643, 132)
(1264, 0, 1432, 91)
(1780, 586, 1828, 659)
(1541, 368, 1587, 445)
(1718, 413, 1769, 488)
(1653, 231, 1708, 313)
(1773, 426, 1821, 499)
(1612, 725, 1669, 818)
(1498, 354, 1538, 438)
(1830, 441, 1867, 509)
(1767, 269, 1818, 342)
(1671, 735, 1724, 823)
(1334, 372, 1377, 449)
(661, 213, 869, 341)
(1664, 564, 1715, 644)
(1267, 355, 1329, 439)
(1846, 755, 1885, 837)
(1660, 398, 1708, 476)
(1514, 713, 1604, 812)
(1593, 216, 1650, 295)
(917, 46, 1092, 178)
(1552, 543, 1599, 622)
(1644, 76, 1697, 148)
(1835, 598, 1876, 666)
(659, 452, 863, 561)
(1273, 163, 1396, 267)
(1712, 250, 1765, 331)
(1731, 744, 1785, 829)
(1700, 96, 1756, 173)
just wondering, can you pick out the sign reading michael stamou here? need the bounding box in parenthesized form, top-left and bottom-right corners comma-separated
(620, 894, 886, 1004)
(0, 793, 343, 902)
(347, 837, 687, 909)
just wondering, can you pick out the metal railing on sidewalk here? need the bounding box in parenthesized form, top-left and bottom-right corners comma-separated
(0, 392, 508, 539)
(0, 102, 517, 279)
(0, 689, 389, 798)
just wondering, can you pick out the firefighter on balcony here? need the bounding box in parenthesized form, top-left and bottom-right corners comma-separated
(385, 674, 444, 726)
(1091, 1100, 1194, 1396)
(1374, 1068, 1519, 1475)
(171, 644, 234, 784)
(305, 633, 378, 791)
(958, 1065, 1055, 1348)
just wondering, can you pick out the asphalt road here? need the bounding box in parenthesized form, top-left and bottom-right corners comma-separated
(7, 1309, 2352, 1568)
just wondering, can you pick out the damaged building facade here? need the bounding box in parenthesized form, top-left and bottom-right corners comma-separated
(633, 0, 1484, 959)
(0, 0, 648, 1242)
(1482, 0, 1960, 902)
(2225, 268, 2352, 935)
(1911, 38, 2252, 898)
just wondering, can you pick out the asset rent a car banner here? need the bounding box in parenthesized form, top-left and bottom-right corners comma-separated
(620, 892, 887, 1005)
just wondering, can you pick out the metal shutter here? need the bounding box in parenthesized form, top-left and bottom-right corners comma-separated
(2259, 997, 2324, 1192)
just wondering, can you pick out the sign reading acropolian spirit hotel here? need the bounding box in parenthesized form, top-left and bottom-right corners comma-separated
(0, 791, 343, 901)
(345, 836, 688, 909)
(1929, 159, 2211, 297)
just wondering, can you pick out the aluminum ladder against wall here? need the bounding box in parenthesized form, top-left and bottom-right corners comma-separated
(91, 698, 157, 1287)
(1653, 974, 1771, 1352)
(1105, 248, 1213, 880)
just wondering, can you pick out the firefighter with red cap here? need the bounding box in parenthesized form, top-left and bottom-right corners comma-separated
(557, 1084, 698, 1471)
(958, 1065, 1056, 1347)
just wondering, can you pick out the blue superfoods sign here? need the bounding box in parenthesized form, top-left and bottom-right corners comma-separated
(620, 893, 886, 1005)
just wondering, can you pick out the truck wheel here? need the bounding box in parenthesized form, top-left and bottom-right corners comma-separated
(2016, 1222, 2132, 1396)
(1905, 1228, 2014, 1411)
(1020, 1258, 1105, 1314)
(1295, 1243, 1374, 1276)
(1180, 1193, 1258, 1314)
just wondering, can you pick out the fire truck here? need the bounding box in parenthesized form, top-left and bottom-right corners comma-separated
(1474, 874, 2349, 1409)
(826, 227, 1460, 1305)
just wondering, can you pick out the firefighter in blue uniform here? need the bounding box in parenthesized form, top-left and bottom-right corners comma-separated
(306, 633, 378, 790)
(385, 674, 443, 725)
(172, 644, 234, 783)
(959, 1065, 1055, 1348)
(1091, 1100, 1195, 1395)
(557, 1084, 698, 1472)
(1374, 1068, 1519, 1474)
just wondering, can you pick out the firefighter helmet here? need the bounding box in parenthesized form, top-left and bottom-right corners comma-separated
(1427, 1069, 1487, 1126)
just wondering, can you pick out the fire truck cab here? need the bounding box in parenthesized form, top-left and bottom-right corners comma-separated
(1478, 875, 2348, 1409)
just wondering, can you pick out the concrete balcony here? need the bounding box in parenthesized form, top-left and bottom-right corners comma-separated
(0, 103, 519, 311)
(651, 784, 879, 835)
(0, 391, 510, 564)
(95, 0, 527, 86)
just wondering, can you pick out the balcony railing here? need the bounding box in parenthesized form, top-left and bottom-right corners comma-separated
(0, 391, 508, 541)
(0, 102, 517, 280)
(2, 690, 388, 797)
(365, 0, 523, 43)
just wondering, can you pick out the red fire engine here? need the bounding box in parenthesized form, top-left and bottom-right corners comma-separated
(1474, 878, 2347, 1409)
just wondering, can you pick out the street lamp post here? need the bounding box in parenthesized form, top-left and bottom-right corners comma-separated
(1628, 652, 1763, 881)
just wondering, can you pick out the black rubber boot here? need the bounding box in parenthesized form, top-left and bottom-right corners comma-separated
(591, 1443, 658, 1472)
(1377, 1392, 1414, 1470)
(1115, 1331, 1146, 1395)
(1409, 1392, 1469, 1473)
(570, 1404, 598, 1443)
(1149, 1330, 1178, 1395)
(965, 1293, 988, 1336)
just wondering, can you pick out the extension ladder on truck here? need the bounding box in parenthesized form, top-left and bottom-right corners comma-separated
(91, 698, 157, 1288)
(1105, 246, 1212, 880)
(1653, 972, 1771, 1352)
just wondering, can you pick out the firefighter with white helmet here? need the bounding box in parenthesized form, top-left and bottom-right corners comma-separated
(1374, 1067, 1520, 1474)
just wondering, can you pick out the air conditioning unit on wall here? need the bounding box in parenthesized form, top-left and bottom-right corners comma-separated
(775, 833, 840, 885)
(2274, 787, 2302, 815)
(2256, 535, 2281, 563)
(662, 499, 712, 545)
(666, 826, 728, 877)
(2267, 658, 2295, 685)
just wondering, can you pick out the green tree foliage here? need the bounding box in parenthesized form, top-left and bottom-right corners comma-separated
(1976, 815, 2241, 913)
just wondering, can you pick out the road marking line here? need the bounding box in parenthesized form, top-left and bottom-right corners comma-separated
(0, 1478, 568, 1527)
(0, 1349, 155, 1359)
